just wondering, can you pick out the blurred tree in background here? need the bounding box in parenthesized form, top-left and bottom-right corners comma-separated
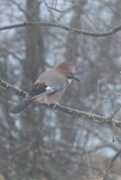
(0, 0, 121, 179)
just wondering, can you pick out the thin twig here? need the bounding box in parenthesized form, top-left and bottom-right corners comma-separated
(48, 0, 81, 13)
(44, 0, 59, 23)
(103, 149, 121, 180)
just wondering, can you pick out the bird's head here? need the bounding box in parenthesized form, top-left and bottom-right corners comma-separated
(55, 61, 80, 83)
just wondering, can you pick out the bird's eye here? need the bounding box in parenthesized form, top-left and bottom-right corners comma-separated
(68, 72, 75, 79)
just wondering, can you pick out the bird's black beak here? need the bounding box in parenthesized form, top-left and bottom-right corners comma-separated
(74, 76, 80, 81)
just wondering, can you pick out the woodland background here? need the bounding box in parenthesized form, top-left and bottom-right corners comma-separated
(0, 0, 121, 179)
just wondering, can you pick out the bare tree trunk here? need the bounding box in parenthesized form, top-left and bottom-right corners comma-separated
(21, 0, 45, 143)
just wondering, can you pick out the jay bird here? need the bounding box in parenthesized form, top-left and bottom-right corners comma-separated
(10, 61, 79, 114)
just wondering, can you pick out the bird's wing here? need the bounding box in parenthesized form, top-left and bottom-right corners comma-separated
(28, 81, 67, 101)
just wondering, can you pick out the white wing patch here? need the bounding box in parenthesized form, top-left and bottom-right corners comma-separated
(46, 86, 53, 91)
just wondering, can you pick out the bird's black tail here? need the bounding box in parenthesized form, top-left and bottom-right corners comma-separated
(10, 99, 32, 114)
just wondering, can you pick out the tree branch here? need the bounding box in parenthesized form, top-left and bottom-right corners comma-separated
(1, 79, 121, 128)
(0, 79, 27, 97)
(0, 22, 121, 37)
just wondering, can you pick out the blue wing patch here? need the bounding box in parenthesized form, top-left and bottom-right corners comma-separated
(53, 84, 66, 91)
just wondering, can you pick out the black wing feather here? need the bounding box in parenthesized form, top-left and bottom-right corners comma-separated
(29, 82, 47, 96)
